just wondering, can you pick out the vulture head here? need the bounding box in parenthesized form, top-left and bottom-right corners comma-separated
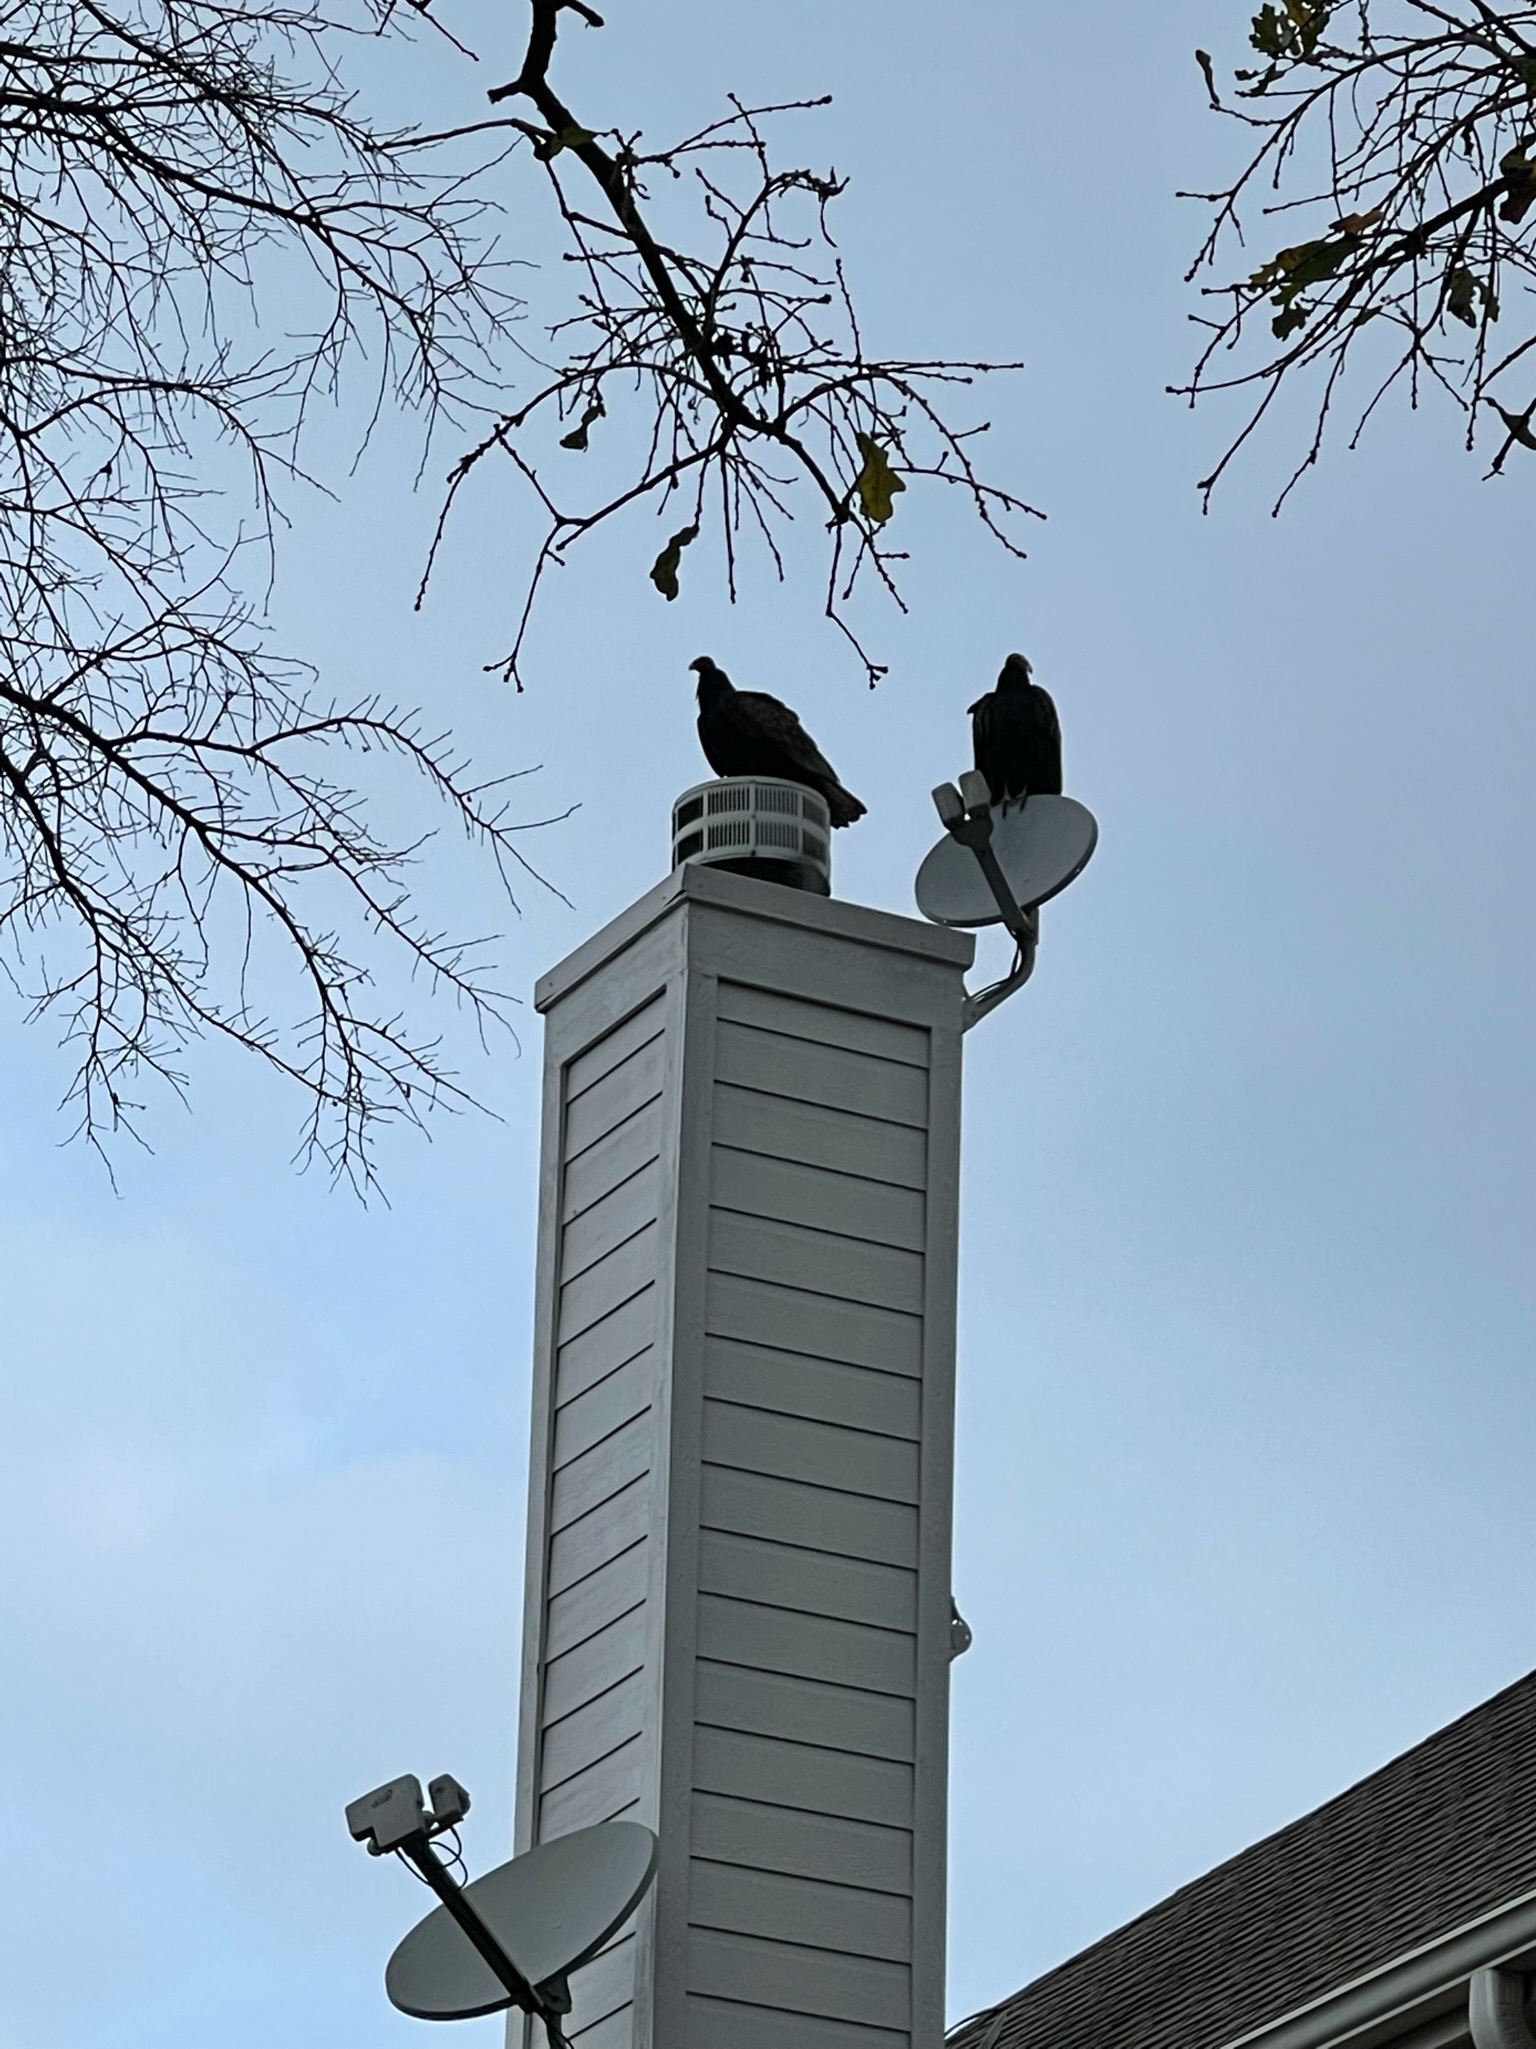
(690, 655, 729, 703)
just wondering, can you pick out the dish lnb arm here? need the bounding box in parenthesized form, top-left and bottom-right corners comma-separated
(346, 1772, 571, 2048)
(929, 781, 1039, 1029)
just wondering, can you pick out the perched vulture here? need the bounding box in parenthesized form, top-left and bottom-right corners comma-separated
(692, 656, 867, 827)
(969, 652, 1062, 807)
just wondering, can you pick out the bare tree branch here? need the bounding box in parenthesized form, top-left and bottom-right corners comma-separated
(424, 0, 1041, 687)
(1176, 0, 1536, 506)
(0, 0, 561, 1187)
(0, 0, 1037, 1181)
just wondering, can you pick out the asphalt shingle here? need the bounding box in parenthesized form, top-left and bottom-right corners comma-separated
(950, 1667, 1536, 2049)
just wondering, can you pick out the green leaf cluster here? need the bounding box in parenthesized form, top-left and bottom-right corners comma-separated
(1250, 0, 1333, 60)
(649, 523, 699, 600)
(1239, 0, 1337, 89)
(1498, 142, 1536, 224)
(852, 434, 905, 524)
(1249, 209, 1376, 337)
(1445, 265, 1498, 327)
(533, 125, 597, 162)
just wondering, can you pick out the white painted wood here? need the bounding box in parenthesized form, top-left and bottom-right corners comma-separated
(539, 1671, 648, 1790)
(566, 997, 666, 1101)
(714, 983, 929, 1067)
(710, 1145, 926, 1250)
(563, 1101, 664, 1224)
(567, 1935, 635, 2031)
(692, 1726, 913, 1827)
(538, 1741, 643, 1837)
(687, 1928, 909, 2030)
(547, 1479, 650, 1597)
(909, 1020, 963, 2049)
(532, 864, 971, 1016)
(570, 2006, 635, 2049)
(545, 1540, 648, 1660)
(690, 1860, 912, 1962)
(515, 864, 969, 2049)
(565, 1036, 667, 1162)
(694, 1660, 915, 1762)
(714, 1021, 927, 1127)
(696, 1529, 917, 1632)
(685, 1996, 905, 2049)
(703, 1340, 921, 1440)
(702, 1399, 921, 1502)
(695, 1595, 916, 1697)
(708, 1209, 924, 1314)
(554, 1353, 655, 1469)
(699, 1466, 919, 1566)
(549, 1413, 651, 1532)
(712, 1084, 927, 1188)
(706, 1273, 922, 1377)
(555, 1297, 655, 1406)
(556, 1224, 659, 1346)
(691, 1793, 913, 1894)
(560, 1163, 661, 1283)
(542, 1607, 648, 1725)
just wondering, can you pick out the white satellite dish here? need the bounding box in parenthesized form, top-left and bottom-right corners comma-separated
(385, 1822, 657, 2023)
(915, 794, 1098, 928)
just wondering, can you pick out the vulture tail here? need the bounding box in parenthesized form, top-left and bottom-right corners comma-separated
(824, 782, 867, 828)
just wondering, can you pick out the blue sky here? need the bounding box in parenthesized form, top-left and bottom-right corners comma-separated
(4, 1, 1536, 2043)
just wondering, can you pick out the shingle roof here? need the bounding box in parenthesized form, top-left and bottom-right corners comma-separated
(950, 1667, 1536, 2049)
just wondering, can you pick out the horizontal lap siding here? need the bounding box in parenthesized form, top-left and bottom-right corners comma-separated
(539, 1735, 643, 1837)
(702, 1400, 920, 1503)
(697, 1529, 917, 1633)
(693, 1794, 913, 1893)
(537, 999, 667, 1862)
(566, 1936, 635, 2042)
(686, 1996, 906, 2049)
(707, 1274, 921, 1377)
(546, 1542, 647, 1659)
(687, 1929, 909, 2029)
(690, 1860, 912, 1960)
(570, 2008, 635, 2049)
(690, 983, 929, 2044)
(710, 1148, 924, 1251)
(701, 1457, 919, 1567)
(694, 1661, 915, 1762)
(693, 1727, 912, 1828)
(705, 1339, 921, 1439)
(713, 1084, 927, 1189)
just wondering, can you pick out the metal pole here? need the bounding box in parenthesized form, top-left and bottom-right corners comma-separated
(396, 1835, 568, 2047)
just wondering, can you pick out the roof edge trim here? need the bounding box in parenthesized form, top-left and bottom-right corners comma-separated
(1222, 1885, 1536, 2049)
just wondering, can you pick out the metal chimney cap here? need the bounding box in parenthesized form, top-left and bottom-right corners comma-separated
(671, 777, 832, 896)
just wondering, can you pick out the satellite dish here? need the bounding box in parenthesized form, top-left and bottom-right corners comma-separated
(915, 794, 1097, 928)
(385, 1822, 657, 2023)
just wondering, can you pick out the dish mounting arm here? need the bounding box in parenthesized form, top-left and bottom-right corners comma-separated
(932, 777, 1039, 1030)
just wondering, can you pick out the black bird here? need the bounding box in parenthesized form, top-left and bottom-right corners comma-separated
(969, 652, 1062, 808)
(692, 657, 867, 827)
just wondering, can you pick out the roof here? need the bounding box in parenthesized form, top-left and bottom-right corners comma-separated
(950, 1666, 1536, 2049)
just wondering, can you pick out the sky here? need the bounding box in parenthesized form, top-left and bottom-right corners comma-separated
(4, 1, 1536, 2043)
